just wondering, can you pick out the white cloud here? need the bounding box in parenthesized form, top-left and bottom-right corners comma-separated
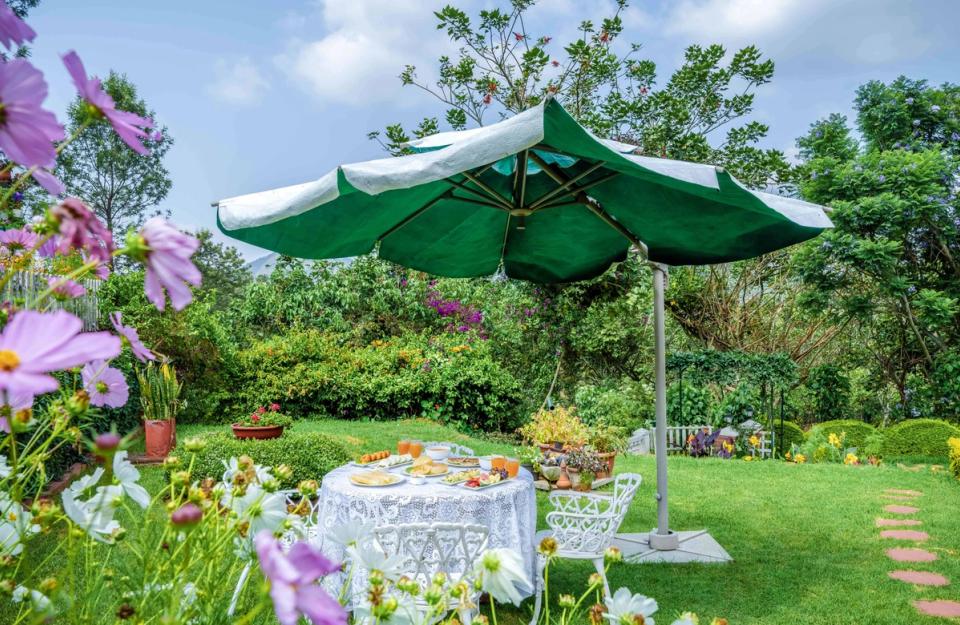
(665, 0, 825, 40)
(209, 58, 269, 106)
(276, 0, 449, 106)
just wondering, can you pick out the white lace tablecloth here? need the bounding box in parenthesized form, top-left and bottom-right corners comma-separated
(316, 463, 537, 596)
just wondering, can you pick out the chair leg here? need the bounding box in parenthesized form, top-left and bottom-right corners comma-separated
(528, 555, 545, 625)
(592, 557, 610, 598)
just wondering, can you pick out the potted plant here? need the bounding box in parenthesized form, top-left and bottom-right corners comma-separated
(515, 445, 541, 476)
(518, 405, 588, 451)
(564, 447, 606, 491)
(137, 361, 183, 458)
(588, 422, 627, 477)
(232, 403, 292, 440)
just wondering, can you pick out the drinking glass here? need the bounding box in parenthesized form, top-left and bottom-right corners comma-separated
(409, 441, 423, 459)
(505, 457, 520, 478)
(397, 440, 411, 455)
(491, 455, 506, 471)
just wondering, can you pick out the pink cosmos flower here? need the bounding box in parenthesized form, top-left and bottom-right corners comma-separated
(139, 218, 200, 311)
(109, 312, 154, 362)
(255, 531, 346, 625)
(82, 252, 110, 280)
(37, 235, 59, 258)
(82, 360, 129, 408)
(0, 310, 120, 398)
(61, 51, 153, 155)
(51, 198, 113, 262)
(47, 276, 86, 300)
(0, 59, 65, 170)
(31, 168, 64, 196)
(0, 228, 39, 253)
(0, 2, 35, 49)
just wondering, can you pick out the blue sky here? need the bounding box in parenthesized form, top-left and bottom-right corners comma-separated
(25, 0, 960, 260)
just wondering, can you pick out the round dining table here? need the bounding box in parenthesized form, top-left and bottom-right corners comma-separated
(315, 462, 538, 596)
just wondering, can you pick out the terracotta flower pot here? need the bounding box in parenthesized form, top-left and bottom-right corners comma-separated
(232, 424, 284, 440)
(555, 465, 572, 490)
(596, 451, 617, 478)
(144, 419, 174, 458)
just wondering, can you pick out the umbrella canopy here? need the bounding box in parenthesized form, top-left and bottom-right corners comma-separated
(216, 98, 831, 283)
(215, 97, 832, 550)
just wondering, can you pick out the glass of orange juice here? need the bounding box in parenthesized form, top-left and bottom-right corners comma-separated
(491, 455, 506, 471)
(409, 441, 423, 459)
(397, 440, 410, 455)
(505, 457, 520, 478)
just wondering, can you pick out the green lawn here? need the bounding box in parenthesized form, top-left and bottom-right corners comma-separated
(25, 420, 960, 624)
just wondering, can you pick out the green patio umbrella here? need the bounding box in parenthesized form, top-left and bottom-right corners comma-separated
(214, 97, 831, 550)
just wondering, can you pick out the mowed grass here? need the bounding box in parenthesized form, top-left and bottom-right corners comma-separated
(23, 419, 960, 624)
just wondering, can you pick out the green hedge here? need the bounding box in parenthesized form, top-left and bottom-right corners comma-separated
(231, 329, 523, 432)
(775, 421, 806, 453)
(172, 430, 351, 488)
(808, 419, 876, 451)
(879, 419, 960, 459)
(949, 437, 960, 480)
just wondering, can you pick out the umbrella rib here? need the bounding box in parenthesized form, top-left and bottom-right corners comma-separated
(530, 169, 619, 211)
(461, 170, 514, 210)
(528, 151, 649, 258)
(376, 189, 453, 244)
(526, 162, 606, 210)
(447, 177, 512, 211)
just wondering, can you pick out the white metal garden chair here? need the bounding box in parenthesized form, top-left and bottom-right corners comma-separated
(528, 473, 642, 625)
(421, 441, 476, 457)
(370, 522, 489, 624)
(227, 490, 324, 616)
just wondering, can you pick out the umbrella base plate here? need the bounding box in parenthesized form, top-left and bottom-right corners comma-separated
(612, 530, 732, 563)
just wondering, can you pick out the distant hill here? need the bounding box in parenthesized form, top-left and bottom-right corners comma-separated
(246, 253, 355, 278)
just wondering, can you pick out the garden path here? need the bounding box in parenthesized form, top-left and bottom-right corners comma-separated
(879, 488, 960, 618)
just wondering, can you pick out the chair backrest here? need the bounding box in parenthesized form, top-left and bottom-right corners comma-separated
(610, 473, 642, 527)
(279, 490, 324, 550)
(420, 441, 475, 457)
(372, 522, 488, 589)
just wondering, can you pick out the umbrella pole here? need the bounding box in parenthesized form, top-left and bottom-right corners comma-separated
(649, 262, 678, 550)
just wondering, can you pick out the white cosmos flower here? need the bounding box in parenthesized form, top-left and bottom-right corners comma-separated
(67, 467, 104, 496)
(62, 485, 122, 543)
(472, 548, 531, 607)
(347, 541, 407, 582)
(221, 457, 273, 485)
(226, 485, 287, 535)
(0, 454, 10, 479)
(603, 587, 659, 625)
(11, 585, 52, 614)
(0, 493, 39, 556)
(327, 520, 375, 547)
(113, 451, 150, 509)
(670, 616, 697, 625)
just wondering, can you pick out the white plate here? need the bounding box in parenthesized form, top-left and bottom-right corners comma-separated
(349, 474, 406, 488)
(403, 466, 449, 478)
(461, 477, 515, 490)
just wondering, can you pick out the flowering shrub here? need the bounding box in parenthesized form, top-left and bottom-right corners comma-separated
(235, 402, 292, 428)
(789, 429, 859, 465)
(519, 405, 589, 446)
(425, 282, 486, 336)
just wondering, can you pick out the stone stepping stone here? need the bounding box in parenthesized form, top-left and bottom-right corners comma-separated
(887, 548, 938, 562)
(889, 570, 949, 586)
(883, 494, 918, 501)
(880, 529, 929, 541)
(914, 600, 960, 618)
(877, 518, 923, 527)
(885, 489, 923, 497)
(884, 504, 920, 514)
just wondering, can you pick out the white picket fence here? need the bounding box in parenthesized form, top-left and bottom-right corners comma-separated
(650, 424, 773, 458)
(1, 270, 101, 330)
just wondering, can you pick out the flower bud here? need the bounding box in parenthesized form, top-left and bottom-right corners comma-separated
(538, 536, 558, 557)
(162, 456, 180, 469)
(298, 479, 319, 497)
(432, 571, 447, 586)
(558, 594, 576, 609)
(372, 596, 398, 619)
(368, 570, 384, 588)
(424, 585, 443, 606)
(38, 577, 57, 593)
(275, 464, 293, 481)
(0, 579, 14, 595)
(238, 455, 255, 471)
(588, 603, 605, 625)
(588, 572, 603, 587)
(94, 432, 122, 453)
(170, 503, 203, 527)
(183, 437, 207, 453)
(171, 470, 191, 486)
(261, 478, 280, 493)
(66, 389, 90, 415)
(604, 546, 622, 563)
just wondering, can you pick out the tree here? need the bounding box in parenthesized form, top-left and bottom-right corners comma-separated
(793, 76, 960, 419)
(191, 229, 252, 311)
(57, 72, 172, 240)
(375, 0, 791, 188)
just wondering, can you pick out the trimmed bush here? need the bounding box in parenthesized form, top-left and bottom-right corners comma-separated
(949, 437, 960, 480)
(774, 421, 806, 453)
(808, 419, 876, 451)
(879, 419, 960, 459)
(172, 430, 351, 488)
